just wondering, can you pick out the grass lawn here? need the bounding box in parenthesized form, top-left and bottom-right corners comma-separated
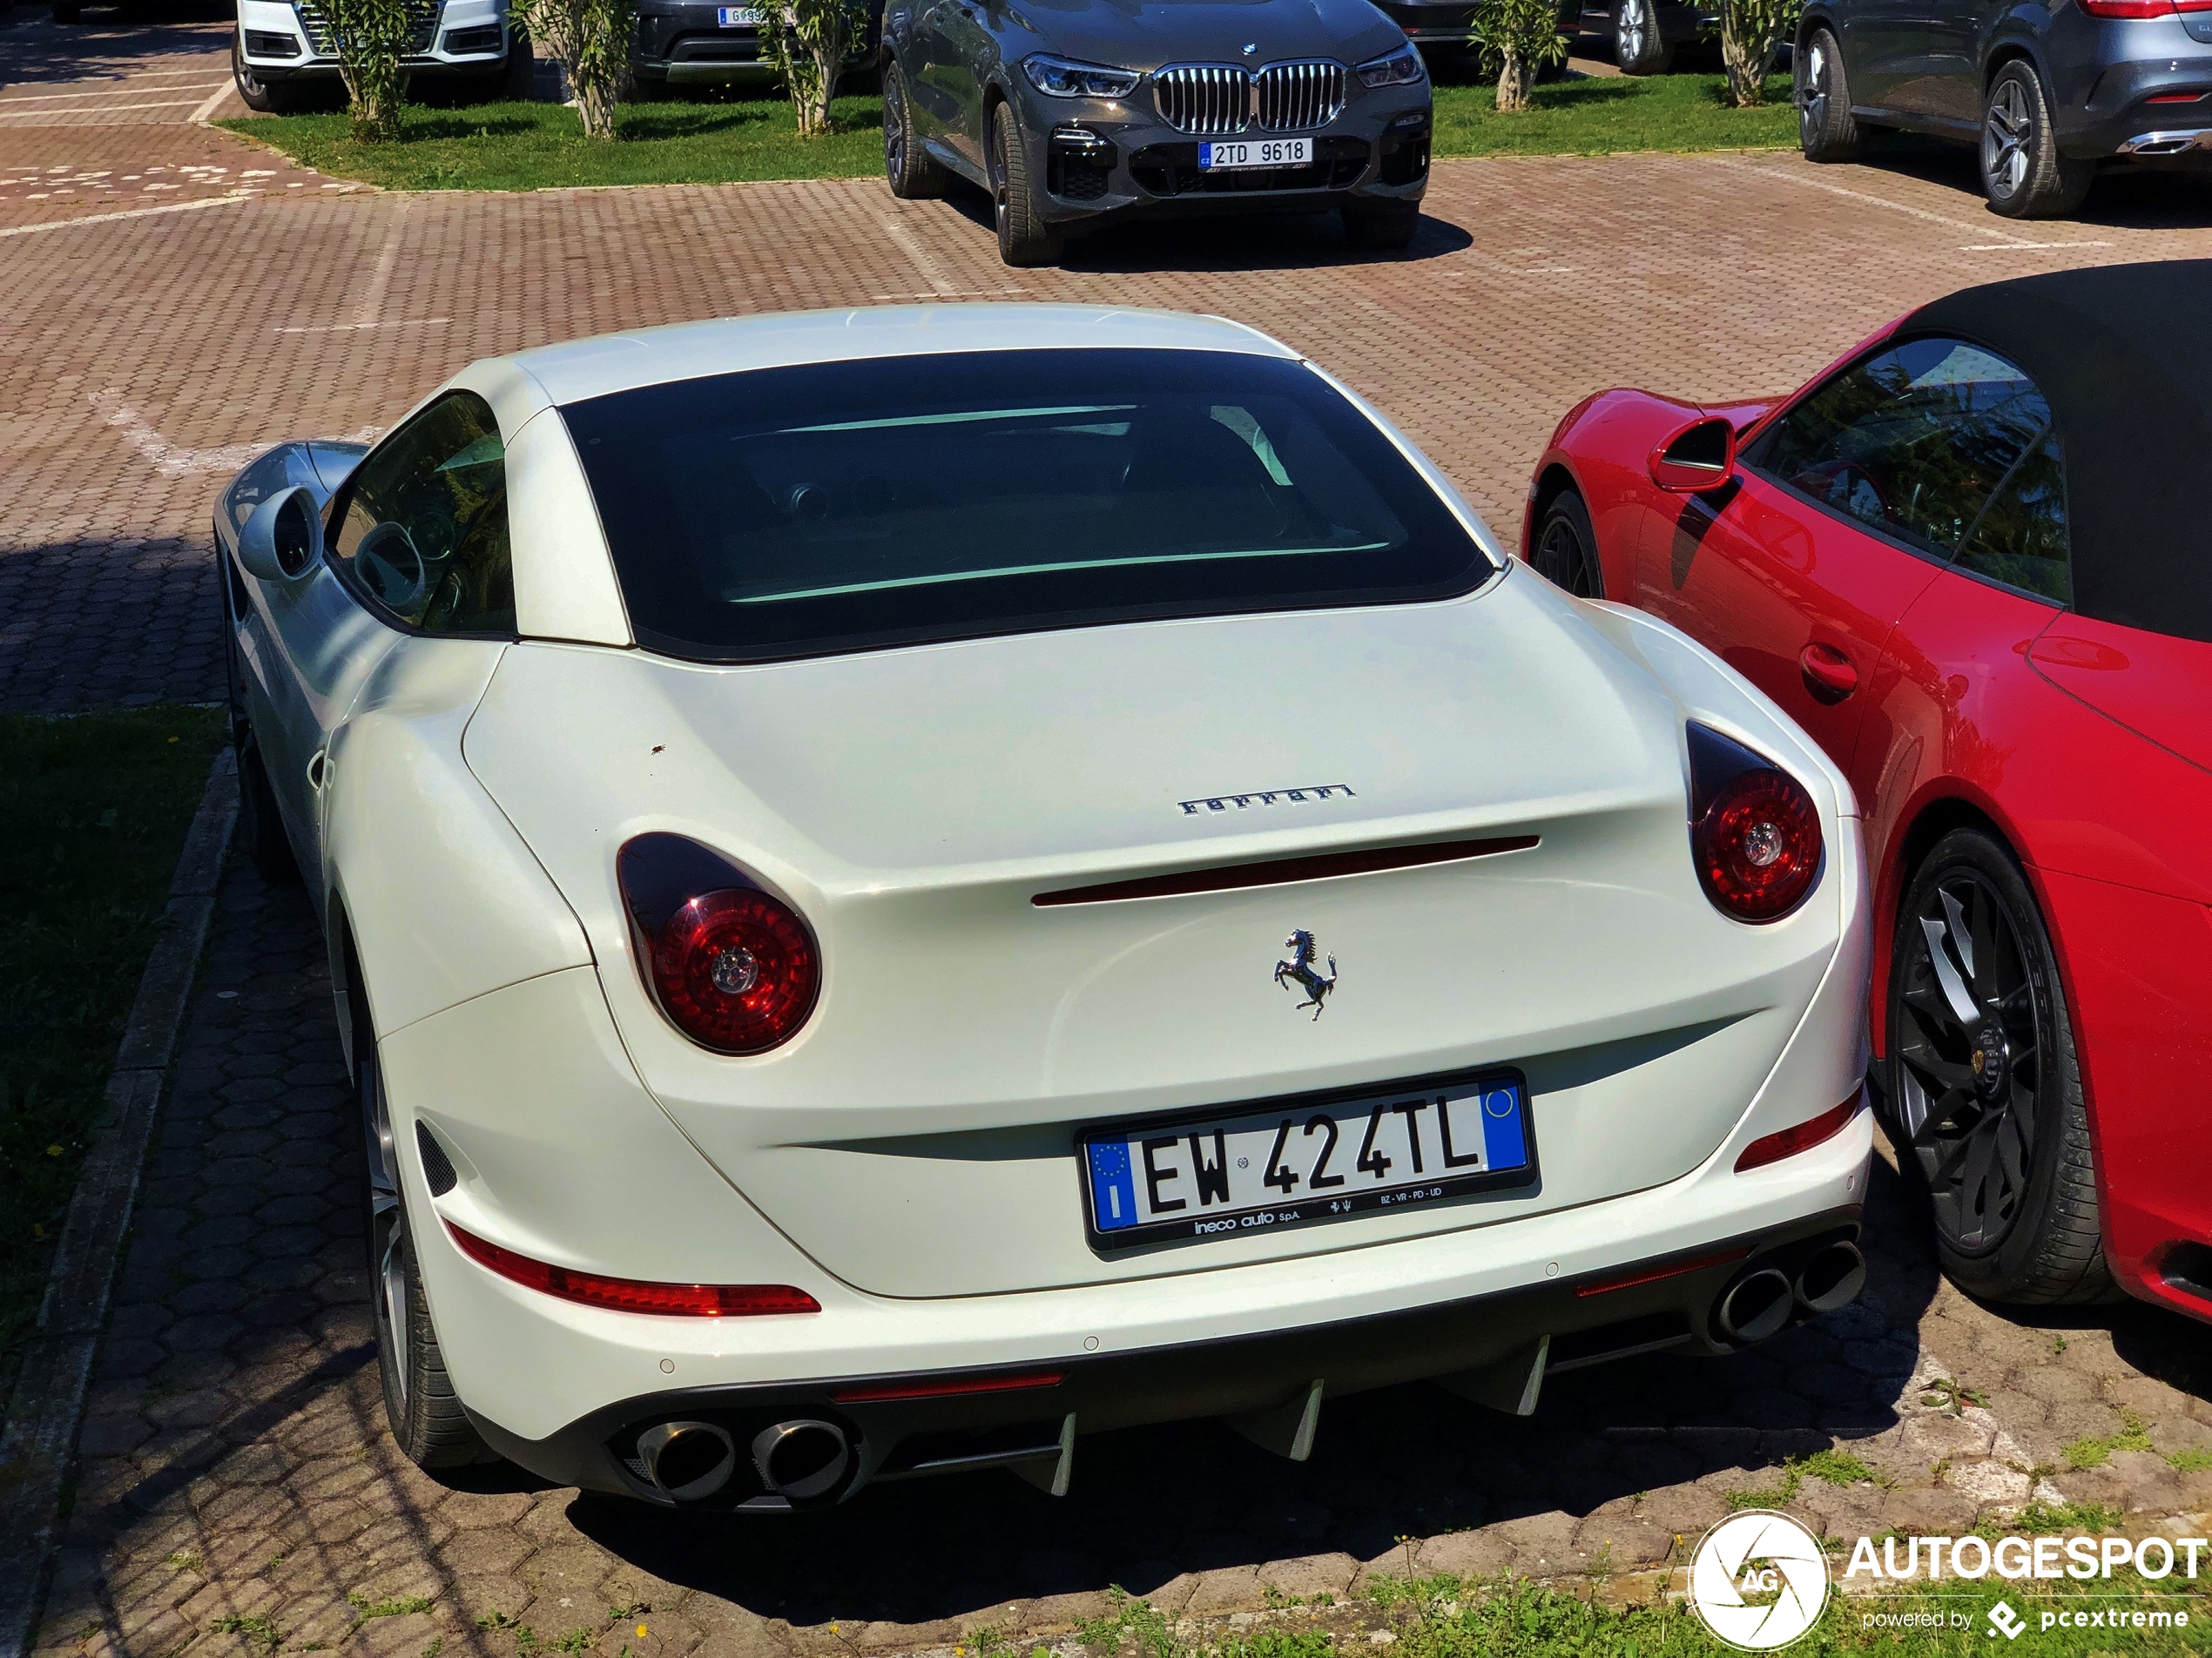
(0, 707, 226, 1386)
(219, 69, 1794, 192)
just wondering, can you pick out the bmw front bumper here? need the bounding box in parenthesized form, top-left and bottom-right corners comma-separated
(1003, 77, 1433, 231)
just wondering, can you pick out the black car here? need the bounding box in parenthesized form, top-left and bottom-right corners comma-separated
(880, 0, 1433, 266)
(1796, 0, 2212, 216)
(631, 0, 880, 94)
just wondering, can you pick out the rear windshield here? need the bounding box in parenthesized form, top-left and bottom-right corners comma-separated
(559, 348, 1496, 663)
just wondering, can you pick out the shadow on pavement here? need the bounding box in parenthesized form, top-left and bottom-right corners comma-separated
(0, 9, 230, 87)
(1824, 129, 2212, 231)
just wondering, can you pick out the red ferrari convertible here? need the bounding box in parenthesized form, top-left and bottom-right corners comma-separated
(1521, 261, 2211, 1323)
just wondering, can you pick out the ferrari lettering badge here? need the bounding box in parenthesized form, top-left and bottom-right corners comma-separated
(1274, 929, 1338, 1020)
(1178, 782, 1355, 816)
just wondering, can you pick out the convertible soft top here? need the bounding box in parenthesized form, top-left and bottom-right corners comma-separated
(1905, 259, 2212, 645)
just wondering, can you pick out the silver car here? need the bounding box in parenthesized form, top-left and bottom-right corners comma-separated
(880, 0, 1433, 265)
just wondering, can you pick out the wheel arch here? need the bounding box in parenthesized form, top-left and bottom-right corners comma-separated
(1981, 34, 2045, 93)
(1797, 5, 1840, 51)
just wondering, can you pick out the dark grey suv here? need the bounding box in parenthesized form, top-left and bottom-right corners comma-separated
(1796, 0, 2212, 216)
(880, 0, 1433, 266)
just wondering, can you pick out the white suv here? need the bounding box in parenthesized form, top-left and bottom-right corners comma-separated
(231, 0, 531, 112)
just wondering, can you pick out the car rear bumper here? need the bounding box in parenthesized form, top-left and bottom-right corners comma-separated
(2047, 16, 2212, 157)
(469, 1203, 1866, 1509)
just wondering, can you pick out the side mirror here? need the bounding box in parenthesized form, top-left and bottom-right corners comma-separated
(1648, 415, 1737, 494)
(237, 485, 324, 583)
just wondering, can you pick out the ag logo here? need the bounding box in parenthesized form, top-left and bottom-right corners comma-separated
(1689, 1509, 1830, 1651)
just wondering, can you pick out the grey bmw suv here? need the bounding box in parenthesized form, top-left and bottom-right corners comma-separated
(1796, 0, 2212, 216)
(880, 0, 1433, 266)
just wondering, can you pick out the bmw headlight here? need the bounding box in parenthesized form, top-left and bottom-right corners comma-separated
(1022, 53, 1142, 98)
(1356, 43, 1425, 88)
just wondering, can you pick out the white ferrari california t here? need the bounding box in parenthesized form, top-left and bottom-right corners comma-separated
(216, 304, 1873, 1512)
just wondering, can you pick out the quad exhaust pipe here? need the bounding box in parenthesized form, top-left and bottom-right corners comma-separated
(637, 1417, 853, 1504)
(1714, 1238, 1866, 1347)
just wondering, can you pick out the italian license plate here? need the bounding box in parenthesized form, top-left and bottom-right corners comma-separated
(716, 6, 761, 24)
(1081, 1072, 1534, 1250)
(1198, 137, 1312, 171)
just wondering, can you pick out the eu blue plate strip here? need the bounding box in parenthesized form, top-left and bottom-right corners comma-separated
(1480, 1084, 1527, 1172)
(1088, 1140, 1139, 1231)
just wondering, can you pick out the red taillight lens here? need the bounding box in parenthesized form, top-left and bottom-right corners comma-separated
(649, 887, 819, 1055)
(2081, 0, 2175, 16)
(831, 1371, 1065, 1404)
(1687, 724, 1823, 922)
(446, 1221, 820, 1316)
(1735, 1090, 1865, 1173)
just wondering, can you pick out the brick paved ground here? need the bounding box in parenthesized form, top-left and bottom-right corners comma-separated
(9, 23, 2212, 1656)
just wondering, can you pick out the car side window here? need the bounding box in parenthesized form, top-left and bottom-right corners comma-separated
(1954, 432, 2070, 605)
(1744, 337, 2053, 562)
(330, 391, 515, 636)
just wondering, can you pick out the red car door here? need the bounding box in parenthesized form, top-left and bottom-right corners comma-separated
(1636, 335, 2055, 805)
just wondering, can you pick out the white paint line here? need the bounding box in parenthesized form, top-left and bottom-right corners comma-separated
(350, 196, 411, 327)
(187, 82, 236, 125)
(869, 288, 1028, 300)
(1714, 156, 2047, 248)
(87, 390, 274, 477)
(0, 192, 251, 238)
(0, 81, 225, 104)
(878, 214, 963, 297)
(0, 98, 212, 116)
(273, 316, 451, 334)
(1960, 240, 2116, 251)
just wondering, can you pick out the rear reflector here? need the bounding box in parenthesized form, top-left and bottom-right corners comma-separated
(446, 1222, 820, 1317)
(2147, 91, 2209, 102)
(831, 1371, 1065, 1404)
(1734, 1090, 1865, 1174)
(1032, 835, 1539, 907)
(1574, 1246, 1750, 1298)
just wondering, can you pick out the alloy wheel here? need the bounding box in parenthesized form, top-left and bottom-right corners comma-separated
(1534, 513, 1595, 596)
(1616, 0, 1646, 64)
(884, 77, 907, 179)
(363, 1048, 410, 1411)
(1983, 79, 2030, 199)
(1800, 37, 1830, 145)
(989, 118, 1009, 228)
(1894, 871, 2046, 1254)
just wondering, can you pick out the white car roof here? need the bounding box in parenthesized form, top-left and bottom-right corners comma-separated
(485, 304, 1303, 412)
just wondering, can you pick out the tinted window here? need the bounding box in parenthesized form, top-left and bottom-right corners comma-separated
(559, 349, 1495, 663)
(330, 392, 514, 635)
(1956, 434, 2070, 604)
(1746, 338, 2052, 560)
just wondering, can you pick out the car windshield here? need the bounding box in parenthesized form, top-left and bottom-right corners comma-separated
(559, 348, 1495, 662)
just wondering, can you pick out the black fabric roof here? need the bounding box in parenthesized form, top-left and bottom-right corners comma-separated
(1904, 260, 2212, 644)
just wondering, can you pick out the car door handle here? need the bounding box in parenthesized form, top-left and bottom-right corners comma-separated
(1799, 642, 1858, 702)
(307, 749, 328, 791)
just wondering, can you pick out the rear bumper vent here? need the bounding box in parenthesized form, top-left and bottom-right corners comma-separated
(416, 1121, 459, 1196)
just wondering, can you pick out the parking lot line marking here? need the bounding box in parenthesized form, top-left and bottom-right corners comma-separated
(272, 317, 452, 333)
(0, 82, 226, 104)
(1713, 157, 2051, 248)
(349, 196, 411, 326)
(0, 99, 212, 117)
(188, 83, 237, 124)
(879, 214, 963, 297)
(87, 388, 277, 476)
(1960, 240, 2115, 251)
(0, 192, 250, 238)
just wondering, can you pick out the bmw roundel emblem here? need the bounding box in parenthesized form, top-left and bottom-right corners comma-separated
(1242, 41, 1258, 53)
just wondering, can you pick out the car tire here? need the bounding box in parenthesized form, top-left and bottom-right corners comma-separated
(1612, 0, 1673, 76)
(235, 736, 300, 884)
(1797, 26, 1863, 163)
(988, 98, 1063, 266)
(1980, 59, 2091, 219)
(232, 30, 310, 113)
(883, 61, 949, 199)
(1885, 828, 2118, 1306)
(364, 1038, 496, 1468)
(1530, 489, 1606, 598)
(1342, 199, 1420, 251)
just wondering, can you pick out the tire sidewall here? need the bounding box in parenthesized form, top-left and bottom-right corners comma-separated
(1890, 830, 2086, 1297)
(1534, 490, 1603, 599)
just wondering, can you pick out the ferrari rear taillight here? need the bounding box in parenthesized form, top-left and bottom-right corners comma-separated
(1687, 723, 1823, 922)
(617, 833, 821, 1055)
(447, 1220, 820, 1316)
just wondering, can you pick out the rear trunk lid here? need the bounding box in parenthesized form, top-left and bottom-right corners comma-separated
(463, 577, 1843, 1296)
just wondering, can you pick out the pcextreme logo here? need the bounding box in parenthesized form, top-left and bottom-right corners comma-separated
(1689, 1510, 1831, 1651)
